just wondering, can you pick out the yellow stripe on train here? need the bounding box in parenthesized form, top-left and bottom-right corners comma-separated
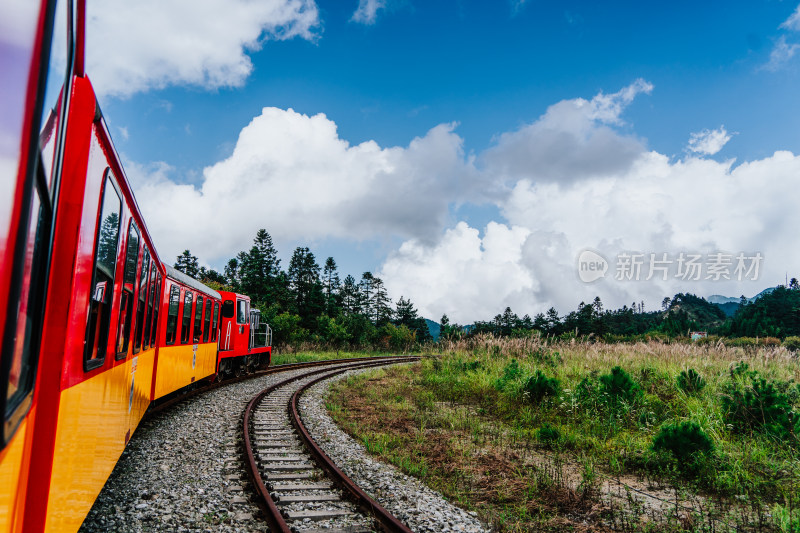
(153, 342, 217, 400)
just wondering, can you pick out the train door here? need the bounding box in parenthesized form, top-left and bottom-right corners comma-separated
(0, 0, 69, 531)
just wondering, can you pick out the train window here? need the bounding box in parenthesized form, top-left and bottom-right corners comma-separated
(115, 221, 140, 359)
(150, 273, 161, 347)
(203, 300, 212, 343)
(211, 302, 219, 341)
(165, 285, 179, 345)
(132, 246, 150, 354)
(222, 299, 234, 318)
(193, 295, 203, 343)
(236, 299, 248, 324)
(143, 262, 156, 349)
(84, 173, 122, 370)
(180, 291, 193, 344)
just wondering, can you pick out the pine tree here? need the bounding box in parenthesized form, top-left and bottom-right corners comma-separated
(359, 272, 375, 319)
(340, 275, 360, 315)
(224, 258, 240, 290)
(288, 247, 323, 329)
(322, 257, 341, 315)
(371, 277, 392, 325)
(175, 250, 199, 278)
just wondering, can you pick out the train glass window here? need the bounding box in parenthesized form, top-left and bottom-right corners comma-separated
(115, 221, 140, 358)
(180, 291, 193, 344)
(236, 299, 248, 324)
(212, 302, 219, 341)
(203, 300, 212, 343)
(193, 295, 203, 343)
(132, 246, 150, 353)
(143, 263, 156, 349)
(222, 299, 234, 318)
(165, 285, 179, 345)
(85, 173, 122, 370)
(150, 273, 161, 347)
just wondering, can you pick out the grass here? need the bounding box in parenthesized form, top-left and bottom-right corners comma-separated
(326, 335, 800, 531)
(270, 349, 397, 365)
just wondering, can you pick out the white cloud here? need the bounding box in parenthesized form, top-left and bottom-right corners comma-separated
(763, 36, 800, 72)
(687, 126, 731, 155)
(380, 222, 534, 324)
(128, 107, 478, 265)
(85, 0, 319, 97)
(351, 0, 386, 25)
(483, 79, 653, 184)
(780, 4, 800, 32)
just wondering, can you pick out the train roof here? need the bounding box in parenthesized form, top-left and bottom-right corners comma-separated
(164, 264, 221, 300)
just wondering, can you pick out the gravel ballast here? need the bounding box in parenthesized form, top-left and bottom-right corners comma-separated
(79, 362, 488, 532)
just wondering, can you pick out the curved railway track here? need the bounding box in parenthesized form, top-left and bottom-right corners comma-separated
(243, 357, 418, 533)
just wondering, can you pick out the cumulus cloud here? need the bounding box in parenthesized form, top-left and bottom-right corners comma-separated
(380, 222, 534, 324)
(129, 108, 478, 264)
(482, 79, 653, 184)
(85, 0, 319, 97)
(780, 4, 800, 32)
(383, 149, 800, 321)
(687, 126, 731, 155)
(351, 0, 386, 24)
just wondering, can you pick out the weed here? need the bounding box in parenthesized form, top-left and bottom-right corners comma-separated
(652, 421, 714, 470)
(537, 423, 561, 445)
(599, 366, 642, 406)
(523, 370, 560, 404)
(677, 368, 706, 394)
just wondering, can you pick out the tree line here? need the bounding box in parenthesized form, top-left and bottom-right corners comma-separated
(174, 229, 431, 350)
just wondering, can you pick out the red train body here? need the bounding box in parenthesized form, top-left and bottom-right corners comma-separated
(0, 1, 272, 531)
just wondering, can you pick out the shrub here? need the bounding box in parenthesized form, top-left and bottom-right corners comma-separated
(494, 359, 523, 391)
(523, 370, 560, 403)
(599, 366, 641, 405)
(537, 423, 561, 444)
(461, 360, 483, 372)
(677, 368, 706, 394)
(652, 421, 714, 465)
(783, 336, 800, 351)
(722, 374, 798, 441)
(762, 336, 782, 347)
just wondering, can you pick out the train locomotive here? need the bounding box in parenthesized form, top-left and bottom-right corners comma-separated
(0, 0, 272, 531)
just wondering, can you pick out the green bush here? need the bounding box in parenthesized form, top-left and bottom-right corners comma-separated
(599, 366, 641, 405)
(537, 423, 561, 444)
(677, 368, 706, 394)
(783, 336, 800, 351)
(722, 374, 798, 440)
(461, 360, 483, 372)
(494, 359, 523, 391)
(652, 421, 714, 465)
(523, 370, 560, 403)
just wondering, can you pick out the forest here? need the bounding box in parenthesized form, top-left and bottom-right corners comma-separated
(177, 229, 800, 349)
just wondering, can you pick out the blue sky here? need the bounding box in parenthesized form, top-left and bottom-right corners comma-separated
(80, 0, 800, 322)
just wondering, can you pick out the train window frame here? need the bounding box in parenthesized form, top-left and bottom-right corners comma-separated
(143, 261, 156, 349)
(203, 299, 212, 343)
(180, 291, 193, 344)
(132, 245, 150, 354)
(222, 299, 234, 318)
(211, 302, 219, 342)
(236, 299, 248, 325)
(84, 171, 123, 372)
(150, 273, 161, 347)
(164, 284, 179, 345)
(115, 220, 140, 360)
(193, 295, 203, 344)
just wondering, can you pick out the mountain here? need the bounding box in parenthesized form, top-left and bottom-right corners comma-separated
(708, 287, 777, 316)
(425, 319, 440, 341)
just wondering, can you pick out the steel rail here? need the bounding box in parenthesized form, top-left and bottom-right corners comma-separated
(290, 367, 415, 533)
(242, 357, 419, 533)
(147, 355, 405, 417)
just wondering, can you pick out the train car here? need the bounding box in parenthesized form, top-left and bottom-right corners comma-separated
(1, 0, 169, 531)
(0, 0, 60, 530)
(151, 266, 221, 400)
(217, 290, 272, 377)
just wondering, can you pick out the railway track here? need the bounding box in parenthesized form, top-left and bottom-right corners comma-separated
(243, 357, 418, 533)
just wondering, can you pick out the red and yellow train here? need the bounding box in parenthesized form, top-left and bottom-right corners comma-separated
(0, 1, 272, 531)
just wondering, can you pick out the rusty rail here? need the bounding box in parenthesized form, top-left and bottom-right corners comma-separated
(242, 357, 418, 533)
